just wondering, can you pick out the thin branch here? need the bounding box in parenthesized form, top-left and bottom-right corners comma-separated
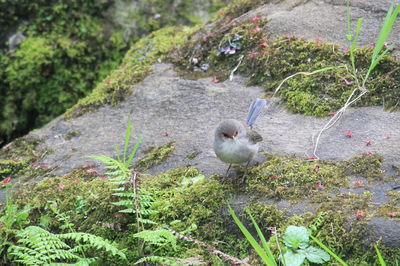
(168, 229, 251, 266)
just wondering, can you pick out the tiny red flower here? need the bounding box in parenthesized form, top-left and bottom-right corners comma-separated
(340, 77, 354, 86)
(163, 131, 171, 137)
(365, 140, 372, 146)
(315, 182, 325, 189)
(58, 184, 65, 191)
(98, 175, 107, 181)
(219, 10, 225, 16)
(367, 151, 374, 155)
(345, 130, 354, 138)
(211, 76, 219, 83)
(86, 168, 98, 175)
(354, 180, 363, 186)
(252, 26, 261, 34)
(384, 135, 392, 139)
(83, 163, 95, 168)
(270, 175, 279, 180)
(307, 155, 318, 161)
(283, 35, 293, 40)
(343, 48, 350, 54)
(312, 165, 320, 173)
(328, 111, 336, 116)
(251, 16, 261, 23)
(249, 51, 259, 57)
(259, 42, 269, 47)
(71, 178, 79, 184)
(315, 37, 322, 47)
(356, 210, 366, 220)
(1, 177, 12, 184)
(389, 210, 396, 217)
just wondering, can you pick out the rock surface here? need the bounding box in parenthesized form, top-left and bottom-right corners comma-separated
(10, 0, 400, 247)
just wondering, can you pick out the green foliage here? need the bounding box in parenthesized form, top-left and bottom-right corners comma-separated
(174, 6, 400, 117)
(282, 226, 330, 266)
(134, 141, 175, 171)
(133, 228, 177, 250)
(0, 1, 128, 144)
(343, 153, 384, 180)
(8, 226, 126, 265)
(0, 181, 32, 256)
(246, 153, 345, 199)
(228, 205, 277, 266)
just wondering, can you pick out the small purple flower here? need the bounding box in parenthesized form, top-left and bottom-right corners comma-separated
(232, 34, 243, 42)
(227, 47, 236, 54)
(201, 63, 209, 71)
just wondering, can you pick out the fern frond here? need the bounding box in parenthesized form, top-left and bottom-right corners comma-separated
(133, 229, 177, 249)
(134, 255, 176, 265)
(59, 232, 126, 259)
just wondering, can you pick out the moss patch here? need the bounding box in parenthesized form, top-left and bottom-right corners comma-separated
(343, 153, 385, 180)
(245, 153, 345, 200)
(0, 136, 51, 182)
(14, 167, 121, 233)
(173, 17, 400, 117)
(134, 141, 176, 171)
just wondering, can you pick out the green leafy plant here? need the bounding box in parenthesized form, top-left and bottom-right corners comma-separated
(8, 226, 126, 265)
(312, 2, 400, 158)
(228, 205, 277, 266)
(0, 178, 32, 256)
(90, 118, 176, 264)
(282, 226, 330, 266)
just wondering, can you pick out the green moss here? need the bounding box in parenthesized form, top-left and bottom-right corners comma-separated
(63, 130, 79, 140)
(134, 141, 176, 171)
(14, 167, 121, 233)
(141, 167, 249, 256)
(174, 19, 400, 117)
(246, 153, 345, 200)
(245, 203, 287, 228)
(343, 153, 385, 180)
(187, 151, 200, 160)
(66, 26, 197, 117)
(0, 136, 51, 182)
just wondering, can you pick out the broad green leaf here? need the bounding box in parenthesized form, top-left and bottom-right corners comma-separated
(283, 250, 306, 266)
(283, 226, 310, 250)
(303, 246, 330, 264)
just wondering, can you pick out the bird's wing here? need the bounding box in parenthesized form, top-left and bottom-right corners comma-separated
(247, 129, 263, 143)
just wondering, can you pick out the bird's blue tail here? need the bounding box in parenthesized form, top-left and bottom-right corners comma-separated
(246, 98, 267, 127)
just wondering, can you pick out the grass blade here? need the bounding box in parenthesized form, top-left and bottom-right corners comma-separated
(374, 245, 386, 266)
(366, 3, 400, 80)
(123, 118, 132, 163)
(228, 205, 276, 265)
(309, 235, 349, 266)
(127, 134, 143, 167)
(245, 209, 277, 266)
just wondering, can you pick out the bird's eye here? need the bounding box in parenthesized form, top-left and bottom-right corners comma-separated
(233, 131, 238, 137)
(223, 133, 229, 138)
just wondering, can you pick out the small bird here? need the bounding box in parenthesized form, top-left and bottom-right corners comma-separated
(213, 98, 267, 182)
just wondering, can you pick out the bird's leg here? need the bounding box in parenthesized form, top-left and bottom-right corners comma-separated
(241, 161, 251, 183)
(222, 164, 232, 183)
